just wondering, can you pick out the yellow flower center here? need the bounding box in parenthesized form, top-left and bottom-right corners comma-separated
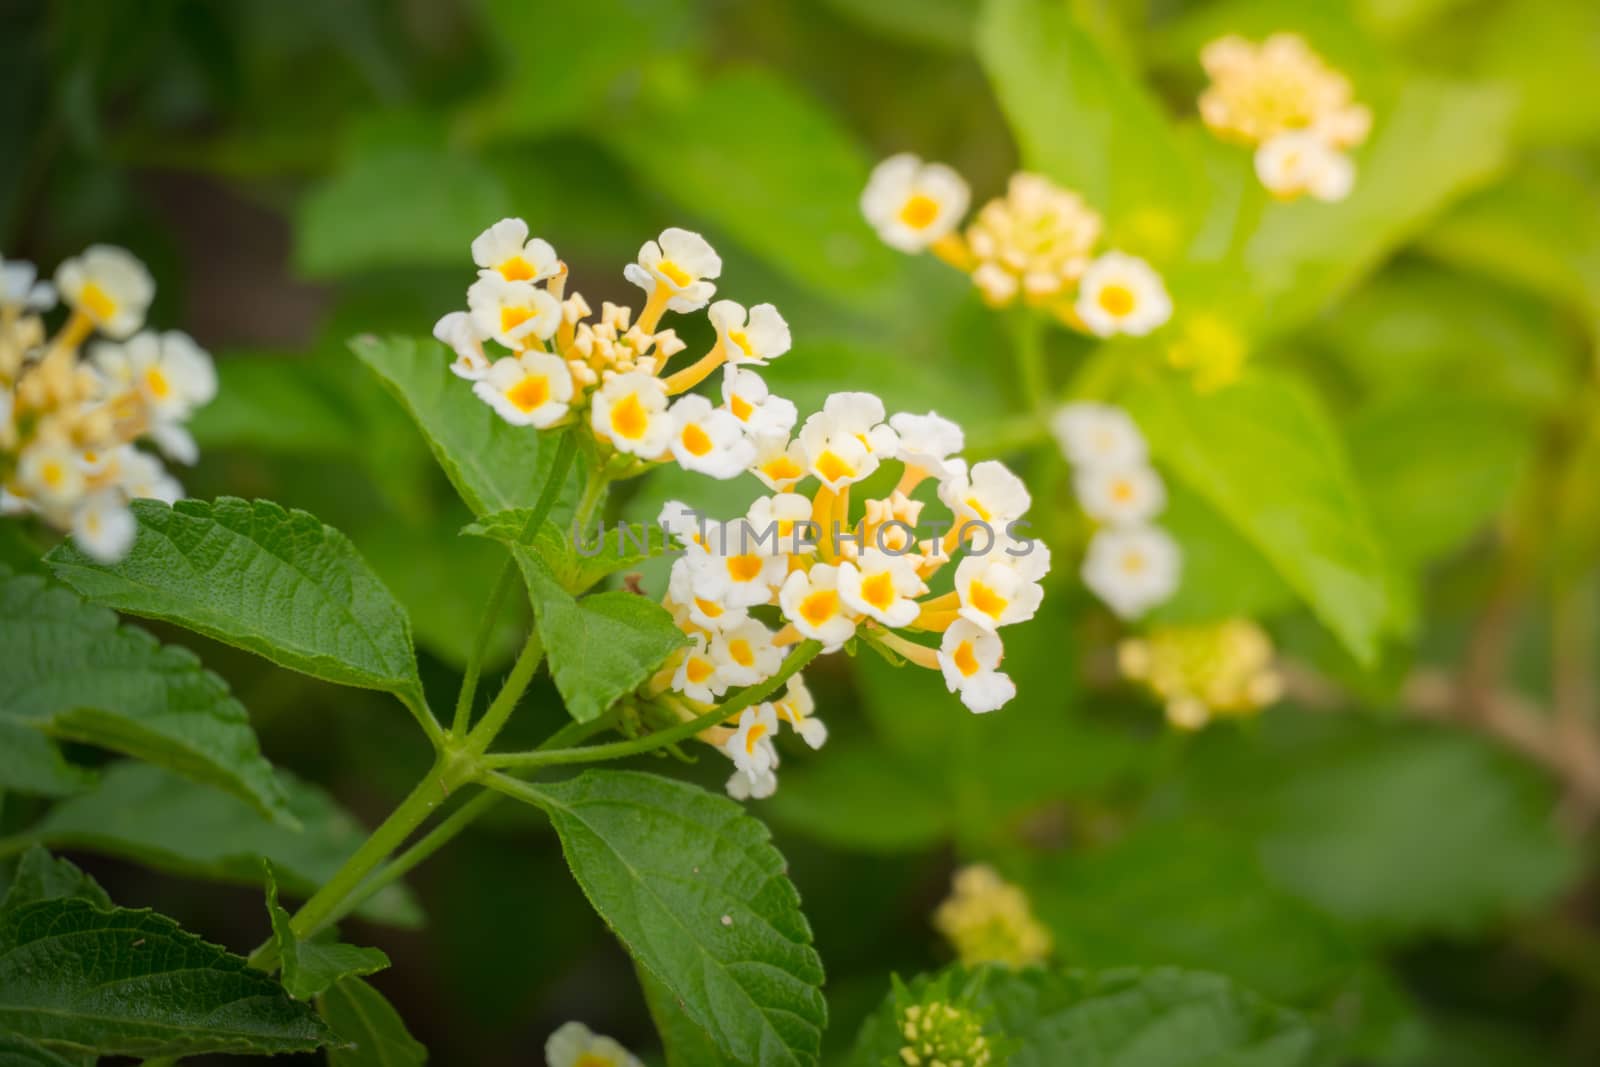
(744, 721, 768, 754)
(729, 330, 755, 358)
(953, 639, 981, 677)
(497, 255, 537, 281)
(1121, 551, 1147, 575)
(143, 367, 172, 400)
(762, 454, 804, 483)
(694, 597, 724, 619)
(79, 281, 118, 322)
(728, 638, 755, 667)
(501, 305, 535, 335)
(680, 422, 714, 456)
(730, 394, 755, 421)
(859, 570, 897, 612)
(1098, 283, 1136, 317)
(1111, 479, 1135, 504)
(575, 1056, 617, 1067)
(814, 450, 854, 484)
(609, 393, 650, 440)
(656, 259, 693, 287)
(964, 495, 992, 521)
(41, 461, 66, 489)
(506, 374, 550, 413)
(727, 555, 765, 583)
(899, 193, 941, 230)
(685, 656, 715, 684)
(799, 589, 839, 627)
(968, 580, 1008, 620)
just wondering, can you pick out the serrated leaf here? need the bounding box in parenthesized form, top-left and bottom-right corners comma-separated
(28, 762, 422, 929)
(848, 965, 1331, 1067)
(639, 963, 743, 1067)
(46, 497, 426, 715)
(319, 977, 428, 1067)
(0, 567, 290, 823)
(466, 507, 668, 594)
(517, 551, 688, 723)
(1, 849, 110, 912)
(351, 334, 581, 521)
(1124, 372, 1393, 666)
(0, 1033, 94, 1067)
(0, 898, 331, 1057)
(0, 722, 95, 799)
(978, 0, 1196, 251)
(519, 770, 826, 1066)
(266, 869, 389, 1001)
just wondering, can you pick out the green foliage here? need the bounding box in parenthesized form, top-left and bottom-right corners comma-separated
(266, 868, 390, 1000)
(1, 849, 111, 912)
(319, 977, 428, 1067)
(0, 723, 96, 799)
(524, 770, 827, 1066)
(848, 965, 1332, 1066)
(466, 507, 670, 595)
(46, 497, 427, 713)
(0, 566, 290, 822)
(0, 897, 329, 1057)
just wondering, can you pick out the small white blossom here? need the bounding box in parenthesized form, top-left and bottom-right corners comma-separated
(1051, 403, 1147, 470)
(1082, 524, 1181, 619)
(709, 619, 783, 688)
(1075, 252, 1173, 338)
(590, 371, 672, 458)
(55, 245, 154, 339)
(467, 273, 561, 349)
(837, 548, 927, 628)
(470, 217, 558, 283)
(433, 311, 491, 380)
(708, 300, 791, 365)
(861, 154, 970, 252)
(953, 544, 1051, 631)
(1255, 131, 1355, 203)
(1074, 462, 1166, 526)
(939, 459, 1030, 527)
(71, 491, 136, 563)
(623, 227, 721, 312)
(16, 441, 85, 509)
(0, 256, 55, 311)
(91, 331, 217, 422)
(938, 619, 1016, 714)
(773, 675, 827, 749)
(473, 352, 574, 428)
(721, 367, 797, 439)
(779, 562, 858, 651)
(749, 433, 808, 492)
(672, 632, 727, 703)
(890, 411, 965, 480)
(545, 1021, 643, 1067)
(724, 704, 780, 785)
(667, 394, 755, 479)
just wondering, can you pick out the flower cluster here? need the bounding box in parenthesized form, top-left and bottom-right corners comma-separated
(862, 158, 1172, 338)
(933, 865, 1052, 970)
(545, 1021, 641, 1067)
(893, 977, 998, 1067)
(436, 221, 1049, 801)
(1118, 618, 1283, 730)
(1, 246, 214, 562)
(1050, 403, 1180, 619)
(1199, 33, 1371, 203)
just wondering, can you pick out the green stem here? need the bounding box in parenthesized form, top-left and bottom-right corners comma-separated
(462, 630, 545, 756)
(483, 640, 823, 770)
(452, 431, 579, 737)
(572, 469, 611, 534)
(1011, 310, 1049, 415)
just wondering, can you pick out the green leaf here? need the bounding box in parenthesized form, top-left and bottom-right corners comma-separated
(820, 0, 976, 51)
(0, 897, 331, 1057)
(766, 743, 952, 853)
(520, 770, 826, 1066)
(639, 963, 742, 1067)
(0, 566, 290, 822)
(1471, 0, 1600, 145)
(517, 551, 688, 723)
(606, 70, 901, 308)
(466, 507, 668, 595)
(28, 762, 422, 929)
(319, 977, 428, 1067)
(1, 849, 110, 912)
(296, 143, 509, 277)
(978, 0, 1196, 251)
(1124, 371, 1393, 666)
(0, 722, 95, 799)
(265, 869, 389, 1001)
(351, 334, 581, 521)
(848, 965, 1331, 1067)
(46, 497, 426, 714)
(1147, 482, 1298, 625)
(0, 1033, 94, 1067)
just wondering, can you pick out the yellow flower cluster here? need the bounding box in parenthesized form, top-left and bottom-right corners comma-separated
(862, 157, 1172, 338)
(2, 247, 214, 562)
(933, 865, 1052, 969)
(1199, 33, 1371, 203)
(1118, 618, 1284, 730)
(897, 999, 994, 1067)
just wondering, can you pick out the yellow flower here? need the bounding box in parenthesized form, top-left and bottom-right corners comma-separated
(1118, 618, 1284, 730)
(1199, 33, 1369, 149)
(965, 172, 1102, 307)
(933, 864, 1052, 968)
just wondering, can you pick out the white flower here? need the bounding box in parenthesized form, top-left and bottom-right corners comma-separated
(1255, 131, 1355, 203)
(724, 704, 780, 785)
(890, 411, 965, 480)
(470, 217, 558, 283)
(147, 421, 199, 466)
(91, 331, 217, 422)
(822, 391, 898, 453)
(721, 367, 797, 439)
(938, 619, 1016, 714)
(798, 394, 895, 492)
(860, 153, 970, 252)
(671, 632, 727, 703)
(668, 555, 750, 632)
(837, 548, 927, 628)
(1050, 403, 1147, 469)
(687, 523, 787, 610)
(749, 434, 808, 491)
(1082, 524, 1181, 619)
(1074, 462, 1166, 526)
(0, 256, 55, 311)
(71, 491, 136, 563)
(433, 311, 491, 380)
(116, 447, 182, 503)
(773, 675, 827, 749)
(709, 300, 791, 365)
(623, 227, 721, 312)
(54, 245, 154, 339)
(709, 619, 783, 687)
(727, 765, 778, 800)
(473, 352, 574, 428)
(545, 1021, 643, 1067)
(590, 371, 672, 458)
(467, 273, 561, 349)
(939, 459, 1030, 526)
(658, 499, 711, 551)
(16, 441, 85, 508)
(779, 563, 858, 651)
(667, 394, 755, 479)
(1075, 252, 1173, 338)
(745, 492, 812, 554)
(953, 545, 1050, 631)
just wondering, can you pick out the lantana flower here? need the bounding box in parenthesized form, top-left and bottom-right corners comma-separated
(1081, 524, 1182, 620)
(55, 245, 155, 340)
(860, 153, 971, 253)
(1119, 618, 1284, 729)
(545, 1022, 643, 1067)
(966, 172, 1102, 307)
(1074, 252, 1173, 338)
(473, 352, 574, 428)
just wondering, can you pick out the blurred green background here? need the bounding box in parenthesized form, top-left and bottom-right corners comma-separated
(4, 0, 1600, 1063)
